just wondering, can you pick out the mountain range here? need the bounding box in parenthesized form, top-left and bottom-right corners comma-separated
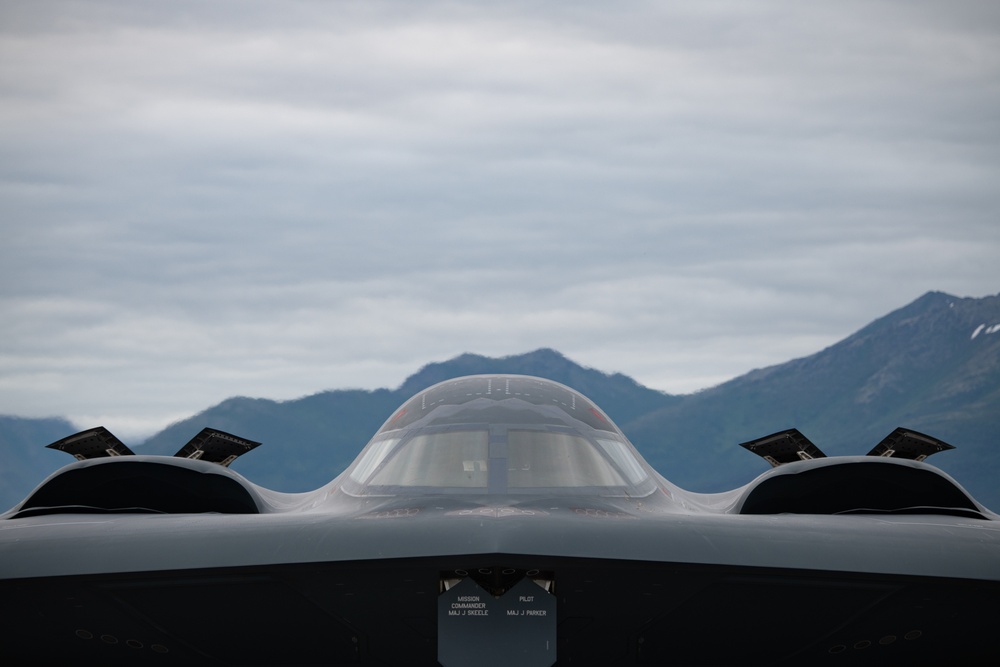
(2, 290, 998, 512)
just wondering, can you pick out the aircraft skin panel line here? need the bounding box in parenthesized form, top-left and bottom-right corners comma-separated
(2, 374, 999, 665)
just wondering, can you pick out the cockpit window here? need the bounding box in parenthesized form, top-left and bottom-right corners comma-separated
(346, 428, 653, 497)
(342, 375, 657, 497)
(596, 439, 649, 486)
(365, 431, 488, 488)
(507, 431, 629, 488)
(348, 437, 400, 484)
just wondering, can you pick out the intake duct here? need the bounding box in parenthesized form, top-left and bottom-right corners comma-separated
(737, 459, 985, 519)
(11, 459, 261, 518)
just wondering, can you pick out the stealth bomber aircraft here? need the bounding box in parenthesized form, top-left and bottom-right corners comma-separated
(1, 375, 998, 665)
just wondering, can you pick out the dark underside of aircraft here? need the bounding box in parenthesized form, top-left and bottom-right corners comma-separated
(2, 375, 999, 666)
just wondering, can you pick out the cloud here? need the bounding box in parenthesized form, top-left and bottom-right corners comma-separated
(0, 0, 998, 438)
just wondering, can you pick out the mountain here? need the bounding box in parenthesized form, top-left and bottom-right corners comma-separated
(395, 349, 682, 426)
(2, 291, 998, 512)
(0, 416, 77, 504)
(624, 291, 1000, 504)
(136, 349, 679, 492)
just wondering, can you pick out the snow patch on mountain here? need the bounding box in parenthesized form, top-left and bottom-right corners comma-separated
(971, 323, 1000, 340)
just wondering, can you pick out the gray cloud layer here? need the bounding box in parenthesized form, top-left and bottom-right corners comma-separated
(2, 1, 998, 438)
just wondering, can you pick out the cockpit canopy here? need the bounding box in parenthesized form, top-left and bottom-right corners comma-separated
(342, 375, 656, 497)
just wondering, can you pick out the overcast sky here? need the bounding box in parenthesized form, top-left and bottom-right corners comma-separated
(2, 0, 998, 440)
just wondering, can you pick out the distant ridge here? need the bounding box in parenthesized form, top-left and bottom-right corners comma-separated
(134, 348, 679, 491)
(397, 348, 681, 426)
(625, 291, 1000, 498)
(0, 416, 76, 505)
(2, 291, 998, 512)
